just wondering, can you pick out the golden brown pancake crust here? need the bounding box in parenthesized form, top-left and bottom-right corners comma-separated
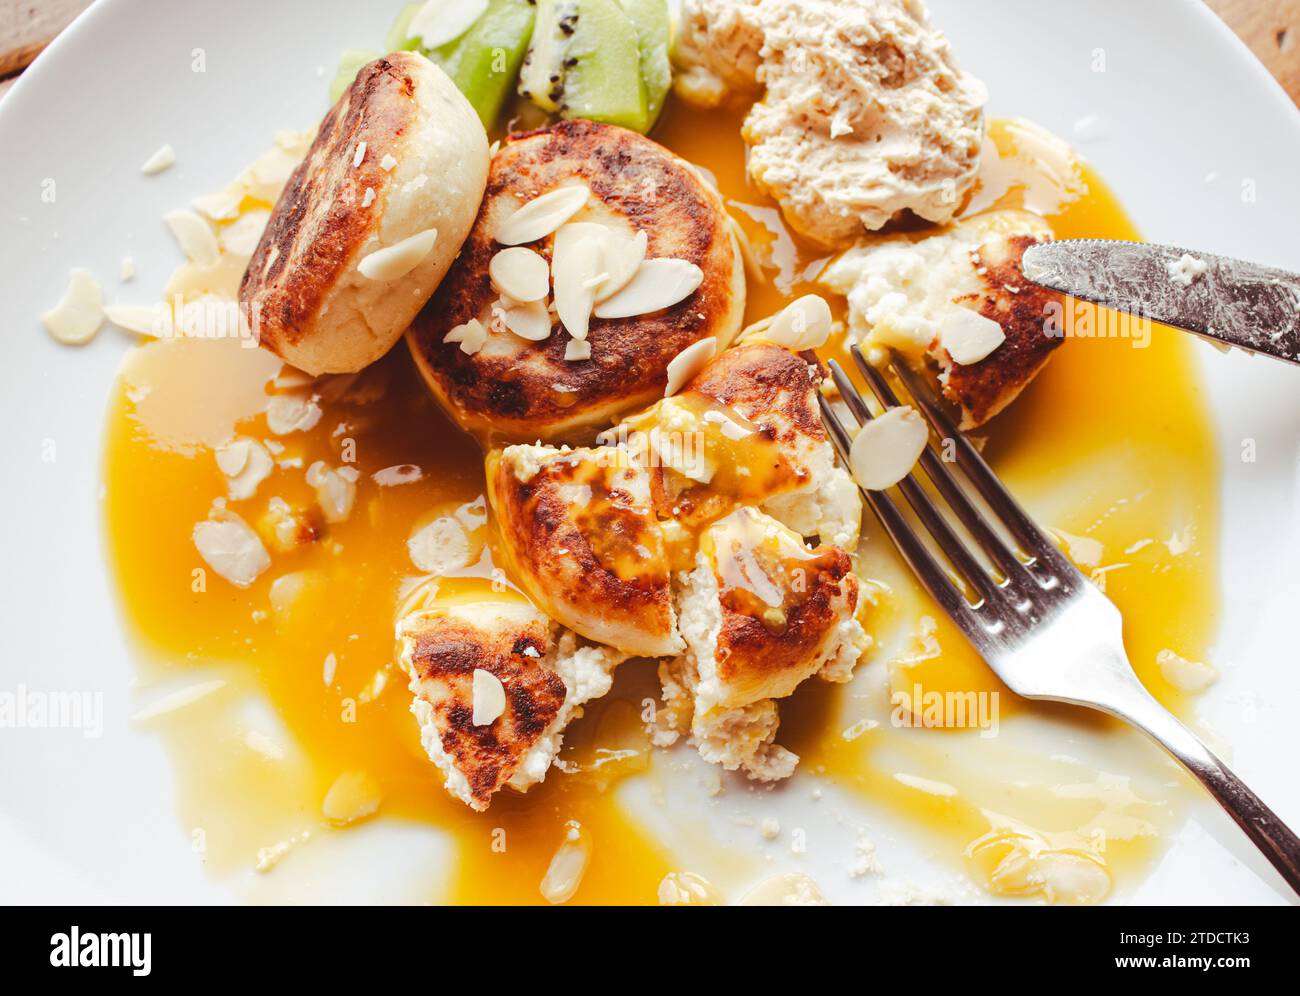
(408, 119, 743, 443)
(241, 56, 424, 356)
(487, 448, 677, 656)
(404, 609, 566, 810)
(941, 235, 1063, 428)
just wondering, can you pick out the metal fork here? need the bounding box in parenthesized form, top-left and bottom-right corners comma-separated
(820, 344, 1300, 898)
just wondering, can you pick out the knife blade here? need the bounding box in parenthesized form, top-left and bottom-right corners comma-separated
(1020, 239, 1300, 365)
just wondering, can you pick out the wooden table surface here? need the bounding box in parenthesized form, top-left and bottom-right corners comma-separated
(1, 0, 1297, 103)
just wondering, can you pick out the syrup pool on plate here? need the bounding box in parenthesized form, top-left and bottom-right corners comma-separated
(103, 105, 1220, 904)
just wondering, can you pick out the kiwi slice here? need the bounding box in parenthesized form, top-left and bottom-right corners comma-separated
(616, 0, 671, 129)
(427, 0, 537, 128)
(518, 0, 577, 114)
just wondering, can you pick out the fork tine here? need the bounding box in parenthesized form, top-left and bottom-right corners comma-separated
(845, 347, 1036, 590)
(818, 394, 983, 627)
(828, 360, 1007, 605)
(886, 352, 1079, 587)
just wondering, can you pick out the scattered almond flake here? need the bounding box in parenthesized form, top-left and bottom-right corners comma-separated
(1157, 648, 1218, 693)
(357, 667, 388, 703)
(444, 317, 488, 355)
(216, 437, 273, 500)
(565, 338, 592, 361)
(408, 0, 488, 48)
(559, 223, 646, 302)
(322, 652, 337, 686)
(41, 268, 104, 344)
(306, 461, 357, 523)
(540, 821, 591, 904)
(841, 717, 879, 741)
(372, 464, 423, 487)
(120, 256, 136, 282)
(472, 668, 506, 726)
(657, 872, 722, 906)
(740, 872, 830, 906)
(849, 406, 928, 490)
(551, 383, 578, 393)
(489, 246, 550, 302)
(103, 302, 165, 337)
(408, 516, 472, 574)
(140, 143, 176, 175)
(551, 229, 602, 340)
(593, 258, 704, 319)
(361, 187, 376, 208)
(261, 496, 318, 553)
(939, 306, 1005, 365)
(357, 227, 438, 281)
(244, 729, 285, 760)
(191, 189, 242, 221)
(193, 512, 271, 588)
(266, 392, 323, 435)
(1167, 252, 1208, 287)
(496, 297, 552, 341)
(352, 140, 367, 168)
(163, 209, 220, 266)
(380, 153, 398, 172)
(830, 110, 854, 139)
(131, 679, 226, 722)
(321, 770, 382, 825)
(495, 184, 590, 246)
(219, 209, 270, 257)
(664, 336, 717, 397)
(760, 817, 781, 840)
(752, 293, 833, 350)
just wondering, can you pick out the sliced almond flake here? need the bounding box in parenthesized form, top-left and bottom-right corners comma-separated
(266, 392, 323, 435)
(357, 228, 438, 281)
(140, 144, 176, 175)
(120, 256, 136, 282)
(163, 209, 220, 266)
(372, 464, 423, 487)
(361, 187, 376, 208)
(409, 0, 488, 49)
(193, 512, 271, 588)
(322, 770, 382, 825)
(551, 229, 602, 341)
(191, 189, 242, 221)
(352, 140, 367, 168)
(41, 268, 104, 344)
(594, 258, 704, 320)
(104, 301, 164, 336)
(664, 336, 717, 397)
(848, 406, 929, 491)
(495, 184, 590, 246)
(938, 306, 1005, 365)
(496, 297, 552, 342)
(306, 461, 357, 523)
(489, 246, 550, 302)
(472, 667, 506, 726)
(131, 679, 226, 723)
(380, 153, 398, 172)
(219, 209, 271, 257)
(217, 437, 274, 500)
(444, 317, 488, 355)
(595, 228, 648, 301)
(754, 294, 833, 350)
(565, 338, 592, 362)
(540, 821, 590, 904)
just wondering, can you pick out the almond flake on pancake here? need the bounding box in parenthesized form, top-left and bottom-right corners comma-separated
(357, 228, 439, 281)
(494, 184, 590, 246)
(938, 306, 1005, 365)
(551, 227, 602, 341)
(565, 338, 592, 362)
(489, 246, 550, 302)
(495, 297, 553, 342)
(472, 668, 507, 726)
(593, 258, 705, 320)
(444, 317, 488, 354)
(664, 336, 717, 397)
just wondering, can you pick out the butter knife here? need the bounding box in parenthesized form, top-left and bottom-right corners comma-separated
(1020, 239, 1300, 365)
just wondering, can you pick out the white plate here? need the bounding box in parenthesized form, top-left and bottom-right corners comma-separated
(1, 0, 1298, 904)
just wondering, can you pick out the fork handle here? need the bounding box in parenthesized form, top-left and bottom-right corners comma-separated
(1132, 702, 1300, 896)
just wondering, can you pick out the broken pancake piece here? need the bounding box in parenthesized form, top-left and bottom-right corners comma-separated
(613, 340, 863, 549)
(407, 119, 745, 444)
(397, 597, 625, 811)
(242, 52, 489, 375)
(487, 443, 682, 658)
(656, 507, 867, 780)
(820, 209, 1060, 428)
